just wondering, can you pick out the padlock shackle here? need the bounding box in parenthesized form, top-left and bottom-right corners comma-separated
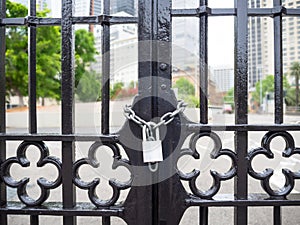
(143, 122, 160, 141)
(148, 162, 158, 172)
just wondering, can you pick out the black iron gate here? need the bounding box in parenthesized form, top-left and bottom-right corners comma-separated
(1, 0, 300, 224)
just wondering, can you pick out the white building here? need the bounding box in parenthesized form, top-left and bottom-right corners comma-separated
(211, 66, 234, 93)
(111, 0, 135, 16)
(172, 0, 199, 70)
(249, 0, 300, 87)
(110, 12, 138, 85)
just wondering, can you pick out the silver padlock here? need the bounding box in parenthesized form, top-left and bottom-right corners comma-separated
(142, 125, 163, 163)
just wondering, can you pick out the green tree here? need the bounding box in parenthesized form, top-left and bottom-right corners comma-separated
(290, 62, 300, 107)
(6, 1, 97, 105)
(224, 87, 234, 103)
(75, 29, 97, 88)
(173, 77, 195, 97)
(6, 1, 61, 105)
(6, 0, 28, 105)
(110, 82, 124, 100)
(36, 26, 61, 105)
(173, 78, 198, 107)
(76, 71, 101, 102)
(285, 88, 296, 106)
(252, 74, 290, 105)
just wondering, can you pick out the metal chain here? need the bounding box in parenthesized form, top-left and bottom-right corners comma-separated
(124, 101, 186, 173)
(123, 100, 187, 131)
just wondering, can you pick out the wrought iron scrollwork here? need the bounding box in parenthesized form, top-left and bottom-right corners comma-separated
(176, 131, 237, 199)
(248, 131, 300, 198)
(1, 141, 62, 206)
(73, 141, 132, 207)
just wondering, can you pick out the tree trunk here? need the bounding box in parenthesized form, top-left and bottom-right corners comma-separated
(296, 75, 299, 110)
(42, 97, 45, 106)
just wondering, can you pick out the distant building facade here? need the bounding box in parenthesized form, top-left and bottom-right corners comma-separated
(211, 66, 234, 93)
(111, 0, 135, 16)
(248, 0, 300, 88)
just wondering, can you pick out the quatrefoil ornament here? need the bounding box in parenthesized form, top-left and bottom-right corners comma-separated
(248, 131, 300, 198)
(73, 141, 132, 208)
(176, 131, 237, 199)
(1, 141, 62, 206)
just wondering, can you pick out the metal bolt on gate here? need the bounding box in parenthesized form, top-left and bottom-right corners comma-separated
(0, 0, 300, 224)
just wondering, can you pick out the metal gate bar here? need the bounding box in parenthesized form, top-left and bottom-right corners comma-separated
(0, 0, 6, 224)
(199, 0, 209, 223)
(28, 0, 38, 222)
(274, 0, 284, 125)
(101, 0, 110, 136)
(273, 0, 284, 224)
(61, 0, 76, 224)
(28, 0, 37, 134)
(234, 1, 248, 224)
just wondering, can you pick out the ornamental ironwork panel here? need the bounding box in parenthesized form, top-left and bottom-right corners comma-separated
(0, 0, 300, 224)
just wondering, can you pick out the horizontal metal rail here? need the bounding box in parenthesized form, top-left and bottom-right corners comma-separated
(187, 124, 300, 132)
(1, 7, 300, 26)
(0, 15, 138, 26)
(0, 202, 123, 216)
(172, 7, 298, 17)
(186, 194, 300, 207)
(0, 134, 119, 142)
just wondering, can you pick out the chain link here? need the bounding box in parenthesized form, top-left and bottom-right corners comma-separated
(124, 100, 187, 132)
(124, 102, 186, 173)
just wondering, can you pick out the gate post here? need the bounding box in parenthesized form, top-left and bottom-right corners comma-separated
(122, 0, 188, 224)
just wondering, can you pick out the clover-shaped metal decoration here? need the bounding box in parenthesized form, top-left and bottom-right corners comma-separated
(248, 131, 300, 198)
(73, 141, 132, 208)
(176, 131, 237, 199)
(1, 141, 62, 206)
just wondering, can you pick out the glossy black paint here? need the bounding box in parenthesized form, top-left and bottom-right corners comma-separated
(0, 0, 299, 225)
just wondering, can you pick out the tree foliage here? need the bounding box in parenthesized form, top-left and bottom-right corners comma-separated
(5, 0, 97, 105)
(110, 82, 124, 100)
(290, 62, 300, 107)
(173, 77, 195, 97)
(173, 78, 198, 107)
(285, 88, 297, 106)
(224, 87, 234, 103)
(75, 29, 97, 88)
(76, 71, 101, 102)
(252, 74, 290, 105)
(6, 0, 29, 103)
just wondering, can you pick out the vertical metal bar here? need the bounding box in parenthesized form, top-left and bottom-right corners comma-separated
(273, 0, 283, 124)
(0, 0, 7, 224)
(273, 206, 282, 225)
(28, 1, 38, 223)
(28, 0, 37, 134)
(138, 0, 152, 92)
(102, 216, 111, 225)
(198, 3, 210, 221)
(234, 0, 248, 225)
(199, 0, 208, 124)
(101, 0, 110, 135)
(273, 0, 283, 220)
(199, 207, 208, 225)
(61, 0, 76, 224)
(30, 215, 39, 225)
